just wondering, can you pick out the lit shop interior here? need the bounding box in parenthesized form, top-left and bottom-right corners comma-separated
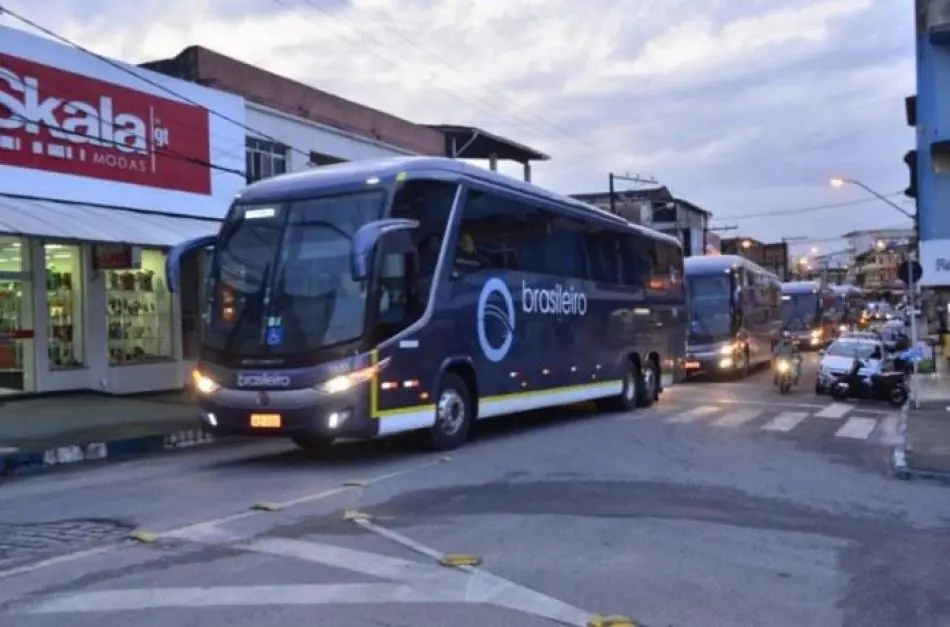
(0, 236, 176, 395)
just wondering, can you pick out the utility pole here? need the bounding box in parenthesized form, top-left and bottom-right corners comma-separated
(781, 236, 808, 282)
(608, 172, 658, 214)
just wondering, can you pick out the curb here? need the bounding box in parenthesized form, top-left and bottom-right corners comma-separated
(0, 429, 216, 478)
(890, 401, 950, 485)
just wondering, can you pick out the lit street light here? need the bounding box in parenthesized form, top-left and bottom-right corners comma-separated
(741, 239, 752, 249)
(829, 177, 915, 220)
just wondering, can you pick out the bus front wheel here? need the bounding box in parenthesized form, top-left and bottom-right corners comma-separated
(427, 372, 473, 451)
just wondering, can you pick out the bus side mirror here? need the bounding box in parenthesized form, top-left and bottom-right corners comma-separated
(351, 219, 419, 281)
(166, 234, 217, 293)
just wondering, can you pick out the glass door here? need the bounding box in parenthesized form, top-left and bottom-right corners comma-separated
(0, 237, 34, 393)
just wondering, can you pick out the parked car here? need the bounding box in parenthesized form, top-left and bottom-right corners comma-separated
(816, 338, 886, 395)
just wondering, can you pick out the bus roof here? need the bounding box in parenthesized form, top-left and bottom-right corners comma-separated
(235, 156, 681, 247)
(684, 254, 779, 280)
(781, 280, 825, 294)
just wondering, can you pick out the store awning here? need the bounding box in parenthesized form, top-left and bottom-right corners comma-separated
(0, 195, 221, 248)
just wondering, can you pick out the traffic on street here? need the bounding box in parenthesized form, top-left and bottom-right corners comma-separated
(0, 349, 945, 627)
(0, 2, 944, 626)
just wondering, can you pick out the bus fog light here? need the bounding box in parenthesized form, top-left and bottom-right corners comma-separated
(719, 358, 733, 368)
(202, 412, 217, 426)
(328, 411, 350, 429)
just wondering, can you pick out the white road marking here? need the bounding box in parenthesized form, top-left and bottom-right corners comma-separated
(665, 406, 720, 423)
(0, 460, 441, 581)
(710, 409, 761, 427)
(813, 403, 852, 419)
(875, 415, 901, 445)
(22, 524, 595, 625)
(716, 398, 892, 415)
(761, 411, 808, 432)
(835, 417, 878, 440)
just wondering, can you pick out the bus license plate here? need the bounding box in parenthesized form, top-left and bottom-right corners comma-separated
(684, 361, 701, 369)
(250, 413, 281, 428)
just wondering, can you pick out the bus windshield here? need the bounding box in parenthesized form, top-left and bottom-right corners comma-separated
(686, 273, 733, 343)
(781, 292, 819, 330)
(203, 191, 384, 359)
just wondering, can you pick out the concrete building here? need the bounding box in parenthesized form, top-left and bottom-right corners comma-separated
(914, 0, 950, 286)
(570, 187, 712, 257)
(841, 228, 915, 258)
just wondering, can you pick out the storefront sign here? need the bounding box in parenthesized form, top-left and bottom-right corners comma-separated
(0, 52, 213, 194)
(0, 25, 246, 219)
(93, 244, 142, 270)
(918, 239, 950, 286)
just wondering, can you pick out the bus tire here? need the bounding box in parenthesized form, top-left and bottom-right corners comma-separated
(291, 434, 334, 452)
(427, 372, 473, 451)
(597, 360, 638, 412)
(637, 358, 659, 408)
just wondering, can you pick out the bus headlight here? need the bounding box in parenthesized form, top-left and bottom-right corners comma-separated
(321, 358, 390, 394)
(192, 369, 220, 395)
(719, 344, 736, 355)
(811, 329, 821, 339)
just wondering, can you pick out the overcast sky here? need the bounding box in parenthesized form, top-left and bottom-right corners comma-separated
(1, 0, 915, 255)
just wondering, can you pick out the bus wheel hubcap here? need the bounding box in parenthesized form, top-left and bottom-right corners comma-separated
(437, 390, 465, 435)
(624, 372, 635, 402)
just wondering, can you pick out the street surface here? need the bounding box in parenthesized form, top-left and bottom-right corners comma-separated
(1, 354, 948, 627)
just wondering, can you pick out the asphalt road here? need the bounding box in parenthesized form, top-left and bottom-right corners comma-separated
(0, 354, 947, 627)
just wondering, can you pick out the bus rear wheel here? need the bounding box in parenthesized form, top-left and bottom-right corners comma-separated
(637, 358, 659, 408)
(427, 372, 473, 451)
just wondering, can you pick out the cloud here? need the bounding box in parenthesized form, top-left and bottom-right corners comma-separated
(0, 0, 916, 249)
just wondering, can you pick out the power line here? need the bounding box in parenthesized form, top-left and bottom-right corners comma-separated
(721, 193, 905, 221)
(279, 0, 599, 159)
(0, 5, 316, 166)
(292, 0, 596, 154)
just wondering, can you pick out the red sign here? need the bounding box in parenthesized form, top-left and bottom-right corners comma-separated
(0, 52, 212, 194)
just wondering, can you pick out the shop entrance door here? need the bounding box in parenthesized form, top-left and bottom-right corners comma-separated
(0, 272, 35, 394)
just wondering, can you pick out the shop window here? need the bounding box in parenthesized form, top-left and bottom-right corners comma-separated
(106, 249, 173, 365)
(0, 237, 33, 392)
(45, 243, 84, 369)
(245, 137, 288, 183)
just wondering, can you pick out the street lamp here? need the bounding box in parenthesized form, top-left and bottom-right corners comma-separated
(741, 239, 752, 249)
(829, 177, 915, 220)
(831, 175, 920, 405)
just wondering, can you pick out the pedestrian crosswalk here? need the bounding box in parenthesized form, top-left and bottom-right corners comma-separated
(655, 402, 899, 445)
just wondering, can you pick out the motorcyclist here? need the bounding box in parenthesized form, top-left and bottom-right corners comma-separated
(772, 329, 802, 384)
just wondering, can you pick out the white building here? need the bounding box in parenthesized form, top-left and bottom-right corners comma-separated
(841, 228, 915, 257)
(0, 26, 445, 397)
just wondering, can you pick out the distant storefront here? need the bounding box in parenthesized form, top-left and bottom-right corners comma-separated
(0, 25, 246, 395)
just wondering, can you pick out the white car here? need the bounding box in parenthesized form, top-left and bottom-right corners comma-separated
(816, 338, 886, 395)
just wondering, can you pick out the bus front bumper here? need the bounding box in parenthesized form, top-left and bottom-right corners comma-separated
(684, 347, 742, 374)
(196, 384, 377, 440)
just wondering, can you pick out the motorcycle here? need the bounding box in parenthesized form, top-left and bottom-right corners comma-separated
(829, 358, 908, 407)
(774, 357, 797, 394)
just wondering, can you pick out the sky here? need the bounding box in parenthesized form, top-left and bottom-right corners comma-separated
(0, 0, 916, 256)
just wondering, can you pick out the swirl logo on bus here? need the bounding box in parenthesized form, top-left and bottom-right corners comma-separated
(477, 278, 516, 363)
(476, 278, 588, 362)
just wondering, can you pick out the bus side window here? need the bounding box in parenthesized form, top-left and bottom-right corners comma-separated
(452, 190, 518, 278)
(374, 180, 457, 339)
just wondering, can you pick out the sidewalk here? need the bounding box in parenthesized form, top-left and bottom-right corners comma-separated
(898, 346, 950, 479)
(0, 391, 215, 476)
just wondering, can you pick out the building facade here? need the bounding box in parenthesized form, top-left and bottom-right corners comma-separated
(569, 187, 712, 256)
(915, 0, 950, 286)
(0, 25, 247, 396)
(0, 27, 466, 397)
